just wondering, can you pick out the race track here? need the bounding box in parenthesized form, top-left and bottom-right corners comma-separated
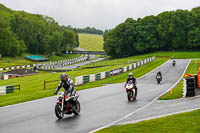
(0, 59, 190, 133)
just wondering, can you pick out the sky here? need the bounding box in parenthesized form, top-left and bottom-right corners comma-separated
(0, 0, 200, 30)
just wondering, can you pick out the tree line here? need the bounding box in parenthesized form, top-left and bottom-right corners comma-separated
(0, 4, 79, 57)
(104, 7, 200, 58)
(67, 25, 103, 35)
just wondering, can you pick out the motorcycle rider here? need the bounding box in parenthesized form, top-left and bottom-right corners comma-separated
(54, 73, 74, 95)
(125, 72, 137, 96)
(156, 71, 162, 80)
(173, 60, 176, 66)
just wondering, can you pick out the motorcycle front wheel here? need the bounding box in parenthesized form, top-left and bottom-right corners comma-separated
(55, 103, 64, 119)
(73, 100, 81, 115)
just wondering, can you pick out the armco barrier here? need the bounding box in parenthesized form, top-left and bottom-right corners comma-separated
(0, 85, 20, 95)
(0, 55, 87, 71)
(83, 75, 90, 84)
(75, 57, 155, 86)
(90, 74, 96, 82)
(105, 71, 110, 78)
(95, 73, 101, 81)
(101, 72, 106, 79)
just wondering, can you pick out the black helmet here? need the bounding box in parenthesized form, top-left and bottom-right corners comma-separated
(60, 73, 68, 81)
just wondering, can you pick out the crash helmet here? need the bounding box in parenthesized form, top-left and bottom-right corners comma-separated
(157, 71, 161, 75)
(60, 73, 68, 81)
(129, 72, 133, 78)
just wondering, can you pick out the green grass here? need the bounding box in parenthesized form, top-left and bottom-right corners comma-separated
(97, 109, 200, 133)
(150, 51, 200, 59)
(0, 54, 80, 68)
(78, 33, 103, 51)
(159, 59, 200, 100)
(0, 55, 166, 106)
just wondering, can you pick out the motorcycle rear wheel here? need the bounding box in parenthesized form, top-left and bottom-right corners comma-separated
(127, 91, 135, 102)
(55, 103, 64, 119)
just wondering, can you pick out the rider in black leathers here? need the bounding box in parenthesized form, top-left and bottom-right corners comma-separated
(54, 73, 74, 95)
(156, 71, 162, 80)
(125, 72, 137, 96)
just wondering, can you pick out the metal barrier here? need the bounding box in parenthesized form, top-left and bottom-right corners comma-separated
(0, 85, 20, 95)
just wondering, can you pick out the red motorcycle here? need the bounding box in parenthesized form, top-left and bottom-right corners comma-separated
(55, 91, 80, 119)
(125, 82, 136, 101)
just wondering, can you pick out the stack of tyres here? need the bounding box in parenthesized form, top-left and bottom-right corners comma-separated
(186, 77, 195, 97)
(194, 74, 198, 89)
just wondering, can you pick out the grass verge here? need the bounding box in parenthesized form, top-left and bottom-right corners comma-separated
(159, 59, 200, 100)
(96, 109, 200, 133)
(150, 51, 200, 59)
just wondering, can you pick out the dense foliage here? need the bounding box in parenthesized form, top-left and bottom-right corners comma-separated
(104, 7, 200, 58)
(67, 25, 103, 35)
(0, 4, 79, 57)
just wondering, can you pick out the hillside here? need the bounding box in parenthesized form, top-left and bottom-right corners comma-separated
(78, 33, 104, 51)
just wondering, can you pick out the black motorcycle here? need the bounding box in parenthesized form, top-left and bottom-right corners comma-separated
(55, 91, 80, 119)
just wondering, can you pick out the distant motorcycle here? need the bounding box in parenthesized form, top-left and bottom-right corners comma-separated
(156, 74, 162, 84)
(55, 91, 80, 119)
(172, 60, 176, 67)
(125, 81, 136, 101)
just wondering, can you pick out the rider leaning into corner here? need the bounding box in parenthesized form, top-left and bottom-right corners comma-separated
(125, 72, 138, 96)
(54, 73, 75, 95)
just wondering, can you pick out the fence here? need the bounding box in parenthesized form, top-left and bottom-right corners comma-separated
(75, 56, 155, 86)
(44, 80, 60, 90)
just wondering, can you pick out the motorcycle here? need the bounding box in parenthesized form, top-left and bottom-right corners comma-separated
(172, 60, 176, 67)
(156, 74, 162, 84)
(125, 82, 136, 101)
(55, 91, 80, 119)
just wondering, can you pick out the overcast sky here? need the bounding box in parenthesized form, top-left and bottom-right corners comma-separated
(0, 0, 200, 30)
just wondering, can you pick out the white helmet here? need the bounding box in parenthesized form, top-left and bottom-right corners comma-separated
(129, 72, 133, 76)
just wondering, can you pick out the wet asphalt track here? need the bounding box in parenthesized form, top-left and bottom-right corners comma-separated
(0, 59, 190, 133)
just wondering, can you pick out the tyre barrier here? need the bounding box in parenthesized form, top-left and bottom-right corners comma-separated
(185, 76, 196, 97)
(194, 74, 198, 89)
(75, 56, 155, 85)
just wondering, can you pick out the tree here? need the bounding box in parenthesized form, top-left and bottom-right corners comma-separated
(0, 10, 26, 56)
(135, 15, 160, 53)
(104, 18, 137, 58)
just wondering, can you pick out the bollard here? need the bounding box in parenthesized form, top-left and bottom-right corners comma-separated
(170, 88, 173, 94)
